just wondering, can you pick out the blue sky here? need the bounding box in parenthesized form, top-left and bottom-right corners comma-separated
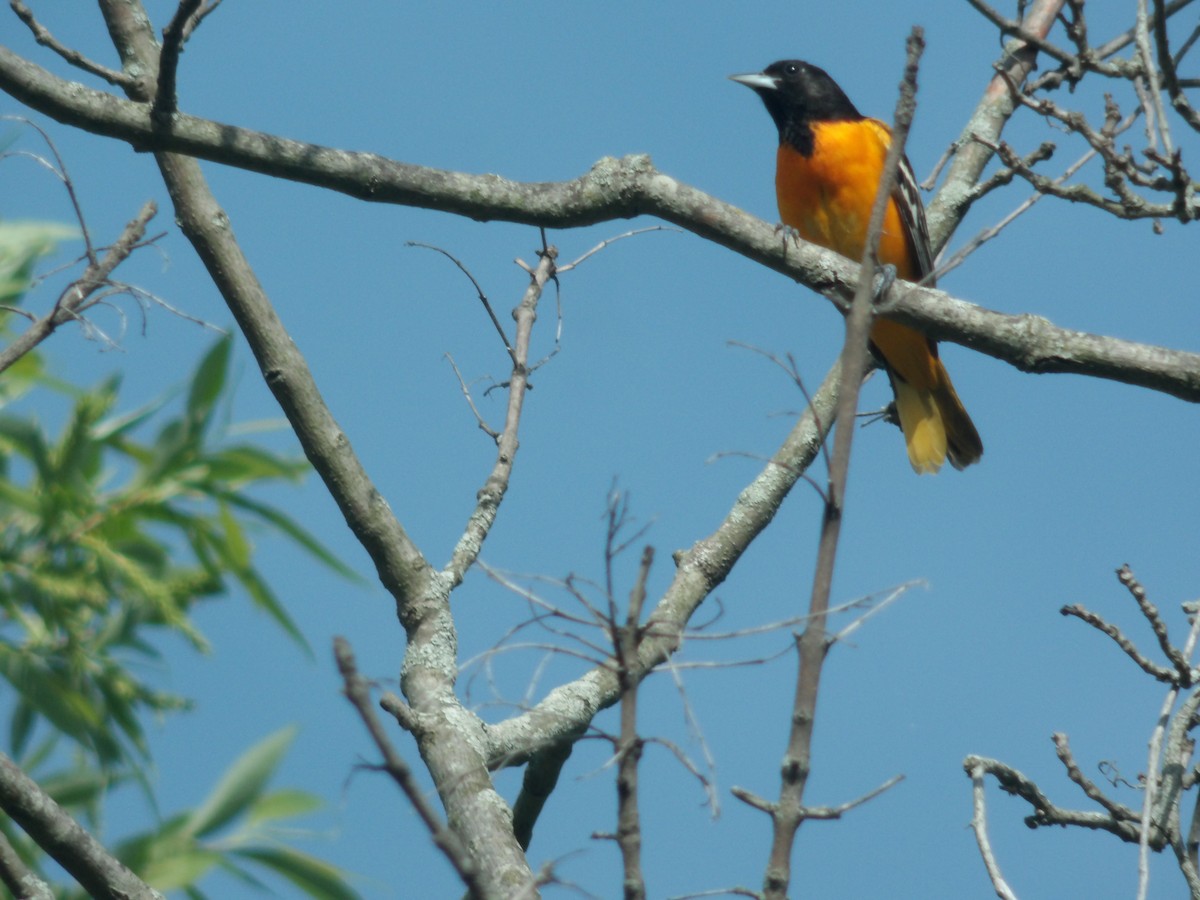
(3, 1, 1199, 897)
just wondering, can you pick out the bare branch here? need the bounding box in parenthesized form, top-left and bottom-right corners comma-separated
(555, 225, 681, 274)
(1, 45, 1198, 402)
(408, 242, 516, 365)
(1060, 602, 1177, 682)
(0, 753, 162, 900)
(153, 0, 202, 123)
(9, 1, 134, 87)
(967, 762, 1019, 900)
(927, 0, 1067, 251)
(0, 199, 158, 374)
(443, 245, 557, 585)
(964, 754, 1144, 842)
(1053, 732, 1142, 823)
(333, 637, 481, 895)
(90, 6, 533, 893)
(1139, 599, 1200, 899)
(798, 774, 905, 820)
(1120, 564, 1195, 682)
(180, 0, 223, 43)
(761, 34, 924, 900)
(1155, 0, 1200, 131)
(0, 827, 52, 900)
(608, 546, 654, 900)
(485, 357, 841, 767)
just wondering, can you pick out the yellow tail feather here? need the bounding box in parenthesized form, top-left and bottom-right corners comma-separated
(891, 362, 983, 474)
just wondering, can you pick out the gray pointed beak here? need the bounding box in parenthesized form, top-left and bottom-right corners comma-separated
(729, 72, 779, 91)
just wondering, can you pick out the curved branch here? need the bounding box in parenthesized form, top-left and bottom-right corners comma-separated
(0, 753, 162, 900)
(0, 45, 1196, 404)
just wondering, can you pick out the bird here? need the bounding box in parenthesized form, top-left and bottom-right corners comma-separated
(730, 60, 982, 473)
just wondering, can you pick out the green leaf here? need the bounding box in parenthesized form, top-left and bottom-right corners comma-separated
(206, 444, 307, 486)
(184, 726, 297, 839)
(216, 502, 251, 571)
(233, 846, 361, 900)
(230, 563, 311, 655)
(185, 334, 232, 435)
(141, 847, 223, 892)
(247, 788, 322, 825)
(9, 700, 35, 758)
(223, 492, 362, 582)
(41, 766, 113, 810)
(0, 220, 78, 305)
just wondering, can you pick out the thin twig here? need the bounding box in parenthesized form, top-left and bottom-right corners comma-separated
(442, 245, 557, 585)
(1060, 602, 1176, 683)
(0, 200, 158, 375)
(407, 241, 516, 365)
(2, 116, 96, 264)
(555, 225, 680, 274)
(333, 637, 482, 895)
(444, 353, 500, 440)
(9, 1, 134, 87)
(761, 33, 925, 900)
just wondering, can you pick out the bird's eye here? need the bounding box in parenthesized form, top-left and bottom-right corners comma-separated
(785, 63, 799, 75)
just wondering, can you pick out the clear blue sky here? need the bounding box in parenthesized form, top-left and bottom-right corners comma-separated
(4, 1, 1199, 897)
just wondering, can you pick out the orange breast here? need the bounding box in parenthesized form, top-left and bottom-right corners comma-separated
(775, 120, 918, 281)
(775, 120, 937, 389)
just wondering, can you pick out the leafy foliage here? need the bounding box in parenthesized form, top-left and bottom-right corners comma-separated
(0, 219, 360, 897)
(0, 333, 343, 768)
(100, 728, 360, 900)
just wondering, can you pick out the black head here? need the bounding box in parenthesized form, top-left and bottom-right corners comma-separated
(730, 60, 862, 152)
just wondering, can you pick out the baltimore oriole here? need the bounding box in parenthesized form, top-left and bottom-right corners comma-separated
(731, 60, 983, 473)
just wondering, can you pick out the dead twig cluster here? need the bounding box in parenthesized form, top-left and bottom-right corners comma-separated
(958, 0, 1200, 231)
(967, 565, 1200, 899)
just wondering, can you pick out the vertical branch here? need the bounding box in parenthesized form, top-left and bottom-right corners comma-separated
(760, 32, 925, 900)
(444, 243, 556, 585)
(1139, 603, 1200, 900)
(153, 0, 202, 122)
(333, 638, 481, 896)
(613, 547, 653, 900)
(1135, 0, 1174, 155)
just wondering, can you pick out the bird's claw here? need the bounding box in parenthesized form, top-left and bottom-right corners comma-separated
(871, 264, 898, 311)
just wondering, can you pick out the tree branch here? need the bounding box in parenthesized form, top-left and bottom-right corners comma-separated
(762, 33, 923, 900)
(967, 762, 1019, 900)
(444, 243, 556, 587)
(92, 3, 532, 894)
(1, 44, 1197, 403)
(333, 637, 481, 896)
(485, 359, 841, 767)
(0, 827, 52, 900)
(0, 753, 162, 900)
(0, 199, 157, 375)
(926, 0, 1067, 252)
